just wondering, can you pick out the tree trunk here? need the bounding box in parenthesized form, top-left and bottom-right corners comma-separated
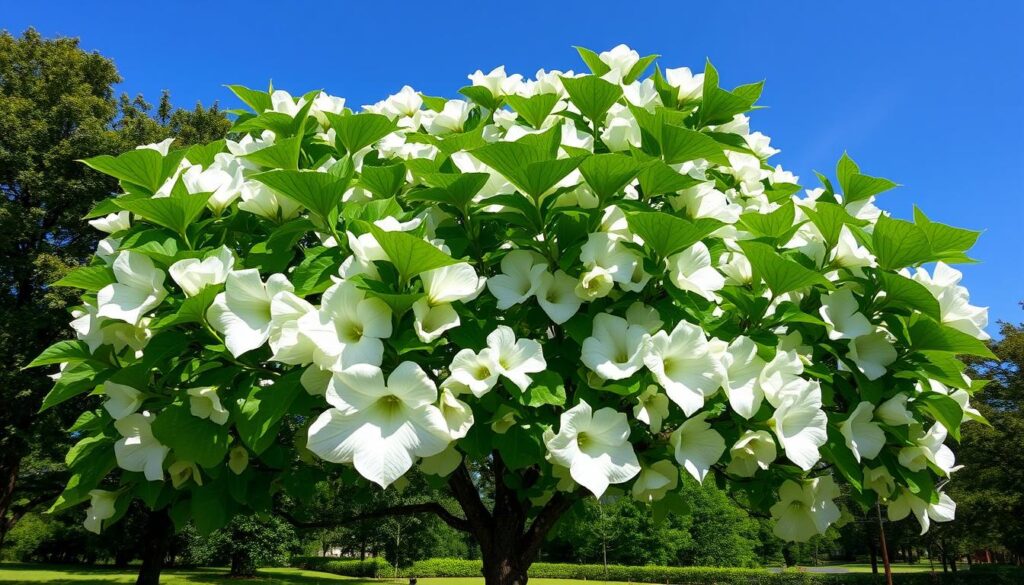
(446, 457, 575, 585)
(0, 457, 19, 549)
(136, 508, 172, 585)
(230, 549, 257, 578)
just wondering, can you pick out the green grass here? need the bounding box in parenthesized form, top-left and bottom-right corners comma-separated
(816, 563, 935, 573)
(0, 565, 640, 585)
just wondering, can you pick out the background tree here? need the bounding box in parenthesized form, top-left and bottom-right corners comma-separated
(0, 27, 228, 547)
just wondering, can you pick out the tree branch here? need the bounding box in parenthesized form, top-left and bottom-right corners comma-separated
(519, 490, 577, 565)
(279, 502, 471, 533)
(447, 462, 492, 536)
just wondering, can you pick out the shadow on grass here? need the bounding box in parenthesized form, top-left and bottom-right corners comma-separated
(0, 563, 377, 584)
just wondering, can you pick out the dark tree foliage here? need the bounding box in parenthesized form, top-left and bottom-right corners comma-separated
(0, 27, 229, 546)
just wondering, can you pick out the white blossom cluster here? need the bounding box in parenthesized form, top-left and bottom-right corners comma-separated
(52, 44, 990, 542)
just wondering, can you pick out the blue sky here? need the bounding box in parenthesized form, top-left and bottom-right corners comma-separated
(5, 0, 1023, 334)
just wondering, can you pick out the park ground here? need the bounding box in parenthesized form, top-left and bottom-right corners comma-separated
(0, 563, 938, 584)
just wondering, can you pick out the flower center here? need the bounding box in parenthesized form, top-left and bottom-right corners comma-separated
(577, 432, 591, 450)
(337, 319, 364, 343)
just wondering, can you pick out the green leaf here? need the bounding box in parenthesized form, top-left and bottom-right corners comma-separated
(504, 93, 560, 129)
(739, 202, 796, 239)
(872, 215, 933, 270)
(626, 212, 723, 258)
(291, 246, 344, 296)
(252, 169, 350, 223)
(698, 60, 758, 126)
(236, 371, 303, 455)
(326, 112, 397, 154)
(191, 482, 229, 535)
(908, 317, 995, 358)
(81, 148, 166, 193)
(458, 85, 501, 110)
(624, 53, 659, 84)
(737, 241, 831, 295)
(227, 84, 273, 113)
(495, 424, 544, 470)
(53, 265, 115, 291)
(25, 340, 92, 369)
(636, 160, 700, 197)
(151, 400, 230, 468)
(359, 162, 406, 199)
(153, 286, 221, 328)
(822, 425, 863, 492)
(913, 206, 980, 261)
(659, 124, 727, 165)
(522, 371, 567, 407)
(241, 135, 303, 170)
(470, 140, 584, 199)
(560, 75, 623, 124)
(578, 154, 641, 202)
(40, 360, 112, 411)
(410, 172, 490, 211)
(875, 271, 941, 320)
(915, 391, 965, 441)
(800, 201, 868, 247)
(574, 46, 611, 76)
(369, 225, 460, 281)
(117, 191, 211, 235)
(836, 153, 898, 203)
(185, 140, 226, 167)
(48, 441, 116, 513)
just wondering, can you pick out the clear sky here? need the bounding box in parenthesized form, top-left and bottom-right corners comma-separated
(4, 0, 1023, 334)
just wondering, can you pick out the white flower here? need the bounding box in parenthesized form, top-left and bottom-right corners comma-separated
(924, 379, 984, 423)
(622, 79, 660, 110)
(599, 44, 641, 82)
(88, 211, 131, 234)
(718, 251, 753, 285)
(770, 477, 841, 542)
(670, 412, 726, 483)
(545, 400, 641, 497)
(772, 379, 828, 471)
(644, 320, 724, 416)
(667, 242, 725, 301)
(718, 336, 767, 419)
(238, 180, 302, 221)
(269, 90, 306, 115)
(420, 444, 463, 477)
(449, 348, 501, 398)
(819, 289, 873, 340)
(97, 251, 168, 325)
(633, 385, 670, 433)
(297, 282, 390, 370)
(664, 67, 704, 102)
(580, 233, 641, 285)
(311, 92, 346, 126)
(137, 137, 175, 155)
(726, 430, 777, 477)
(427, 100, 472, 134)
(673, 183, 741, 224)
(760, 349, 804, 408)
(888, 488, 956, 535)
(439, 388, 474, 440)
(839, 402, 885, 462)
(581, 313, 650, 380)
(300, 366, 332, 396)
(534, 270, 582, 324)
(833, 226, 876, 268)
(877, 393, 915, 426)
(181, 154, 245, 214)
(376, 85, 423, 119)
(898, 423, 958, 476)
(102, 382, 143, 420)
(169, 460, 203, 488)
(575, 266, 615, 301)
(206, 269, 294, 357)
(306, 362, 451, 488)
(412, 263, 485, 342)
(486, 325, 547, 392)
(169, 246, 234, 297)
(71, 303, 151, 353)
(267, 291, 318, 365)
(228, 446, 249, 475)
(846, 331, 897, 380)
(863, 465, 896, 498)
(486, 250, 547, 309)
(600, 104, 641, 151)
(911, 262, 989, 340)
(631, 460, 679, 503)
(114, 412, 169, 482)
(187, 387, 229, 425)
(468, 65, 523, 96)
(83, 490, 118, 534)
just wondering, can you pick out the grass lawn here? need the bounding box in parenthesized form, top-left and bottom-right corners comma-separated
(0, 564, 642, 585)
(817, 562, 935, 573)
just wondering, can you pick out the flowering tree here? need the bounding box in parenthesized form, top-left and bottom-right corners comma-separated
(31, 45, 992, 585)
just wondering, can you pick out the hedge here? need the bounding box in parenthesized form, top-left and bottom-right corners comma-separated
(291, 556, 1024, 585)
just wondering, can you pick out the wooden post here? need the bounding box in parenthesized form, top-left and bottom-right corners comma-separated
(876, 503, 893, 585)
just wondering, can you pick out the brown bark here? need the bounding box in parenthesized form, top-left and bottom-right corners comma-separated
(0, 458, 18, 549)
